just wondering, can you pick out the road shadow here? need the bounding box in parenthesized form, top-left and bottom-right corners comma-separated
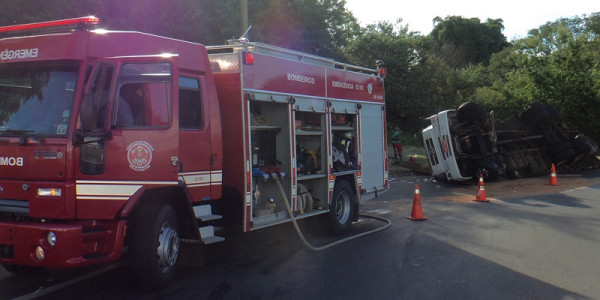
(499, 191, 594, 208)
(398, 232, 586, 300)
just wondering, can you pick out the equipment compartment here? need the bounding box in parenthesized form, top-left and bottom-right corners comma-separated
(295, 111, 326, 177)
(249, 101, 292, 228)
(331, 113, 358, 173)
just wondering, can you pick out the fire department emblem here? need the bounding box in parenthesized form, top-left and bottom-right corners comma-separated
(127, 141, 154, 171)
(367, 83, 373, 94)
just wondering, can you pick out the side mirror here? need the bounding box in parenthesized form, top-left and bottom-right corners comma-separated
(72, 129, 84, 146)
(80, 93, 96, 133)
(75, 92, 110, 146)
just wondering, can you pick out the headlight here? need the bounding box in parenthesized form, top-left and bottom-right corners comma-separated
(47, 232, 56, 246)
(35, 246, 45, 261)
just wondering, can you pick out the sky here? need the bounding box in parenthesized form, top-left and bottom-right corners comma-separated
(344, 0, 600, 40)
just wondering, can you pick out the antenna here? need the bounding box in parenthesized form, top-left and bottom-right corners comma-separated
(228, 25, 253, 44)
(240, 25, 252, 40)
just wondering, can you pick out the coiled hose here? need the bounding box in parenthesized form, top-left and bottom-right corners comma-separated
(273, 175, 392, 251)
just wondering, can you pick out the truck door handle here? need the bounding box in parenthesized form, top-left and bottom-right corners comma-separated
(172, 157, 183, 172)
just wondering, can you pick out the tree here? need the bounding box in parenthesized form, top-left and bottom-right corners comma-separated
(431, 16, 509, 68)
(3, 3, 599, 142)
(248, 0, 358, 59)
(0, 0, 358, 60)
(480, 14, 600, 141)
(344, 21, 436, 132)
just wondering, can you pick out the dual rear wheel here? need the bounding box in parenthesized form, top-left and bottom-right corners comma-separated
(328, 180, 357, 235)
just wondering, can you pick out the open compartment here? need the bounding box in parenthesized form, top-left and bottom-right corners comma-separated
(331, 113, 358, 173)
(249, 100, 292, 228)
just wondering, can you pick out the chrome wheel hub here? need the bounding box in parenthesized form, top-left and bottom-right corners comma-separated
(156, 221, 179, 273)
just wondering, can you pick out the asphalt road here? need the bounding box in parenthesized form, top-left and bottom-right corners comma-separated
(2, 169, 600, 299)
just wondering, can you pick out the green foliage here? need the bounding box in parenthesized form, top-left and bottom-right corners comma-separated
(343, 21, 434, 132)
(1, 4, 599, 142)
(248, 0, 358, 59)
(0, 0, 357, 59)
(341, 16, 511, 134)
(431, 16, 509, 67)
(482, 14, 600, 141)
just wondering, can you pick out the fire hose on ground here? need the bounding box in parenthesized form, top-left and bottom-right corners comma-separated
(272, 174, 392, 251)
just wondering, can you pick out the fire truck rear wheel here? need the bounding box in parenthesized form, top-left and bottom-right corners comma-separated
(129, 202, 179, 290)
(329, 180, 356, 234)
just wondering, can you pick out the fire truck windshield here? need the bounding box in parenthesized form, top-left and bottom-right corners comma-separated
(0, 61, 79, 137)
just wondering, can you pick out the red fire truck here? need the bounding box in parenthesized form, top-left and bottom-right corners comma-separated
(0, 17, 388, 288)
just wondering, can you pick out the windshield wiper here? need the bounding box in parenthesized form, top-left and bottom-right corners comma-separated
(0, 129, 46, 144)
(0, 129, 34, 135)
(20, 135, 45, 144)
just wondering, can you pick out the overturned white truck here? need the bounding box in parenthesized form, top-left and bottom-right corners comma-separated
(422, 102, 599, 181)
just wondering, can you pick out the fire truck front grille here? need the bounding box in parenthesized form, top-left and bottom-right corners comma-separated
(0, 244, 14, 259)
(0, 199, 29, 216)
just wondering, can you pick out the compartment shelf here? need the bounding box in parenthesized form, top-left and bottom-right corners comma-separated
(297, 173, 327, 180)
(331, 169, 358, 176)
(296, 129, 322, 135)
(331, 126, 354, 131)
(251, 125, 281, 130)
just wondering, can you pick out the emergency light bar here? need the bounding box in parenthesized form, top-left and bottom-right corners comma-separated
(0, 16, 99, 35)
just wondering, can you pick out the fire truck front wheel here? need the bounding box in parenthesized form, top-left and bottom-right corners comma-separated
(129, 202, 180, 290)
(329, 180, 357, 235)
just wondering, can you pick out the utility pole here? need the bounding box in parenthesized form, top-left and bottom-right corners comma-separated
(240, 0, 248, 37)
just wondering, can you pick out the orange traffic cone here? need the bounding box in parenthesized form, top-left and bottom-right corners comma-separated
(473, 175, 489, 202)
(408, 185, 427, 220)
(548, 164, 558, 186)
(477, 174, 485, 188)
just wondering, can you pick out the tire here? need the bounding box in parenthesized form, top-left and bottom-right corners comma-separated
(457, 102, 486, 128)
(571, 134, 598, 156)
(328, 180, 357, 235)
(550, 149, 576, 165)
(545, 104, 560, 124)
(546, 142, 572, 159)
(129, 203, 180, 290)
(526, 111, 550, 128)
(469, 159, 499, 181)
(520, 102, 546, 119)
(542, 129, 560, 144)
(521, 102, 549, 128)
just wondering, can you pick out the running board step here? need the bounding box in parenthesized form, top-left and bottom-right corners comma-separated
(193, 204, 222, 221)
(199, 226, 225, 244)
